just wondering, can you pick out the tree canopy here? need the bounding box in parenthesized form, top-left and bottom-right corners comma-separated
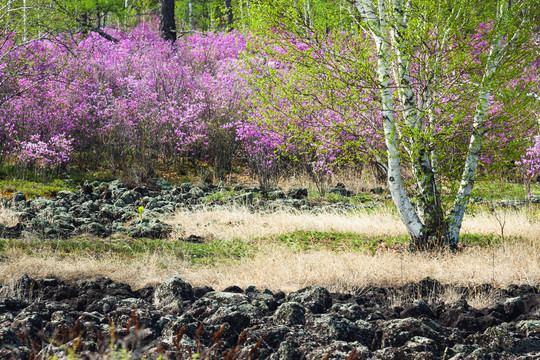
(244, 0, 540, 249)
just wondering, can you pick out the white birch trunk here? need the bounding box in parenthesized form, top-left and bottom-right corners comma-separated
(447, 36, 505, 244)
(353, 0, 517, 249)
(389, 0, 438, 227)
(378, 52, 424, 240)
(304, 0, 311, 27)
(23, 0, 26, 41)
(356, 0, 424, 239)
(188, 0, 193, 30)
(240, 0, 245, 30)
(124, 0, 128, 27)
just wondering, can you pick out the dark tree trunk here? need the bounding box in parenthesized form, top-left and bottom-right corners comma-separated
(225, 0, 233, 29)
(159, 0, 176, 42)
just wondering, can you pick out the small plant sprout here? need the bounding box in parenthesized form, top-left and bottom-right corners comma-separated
(138, 206, 144, 217)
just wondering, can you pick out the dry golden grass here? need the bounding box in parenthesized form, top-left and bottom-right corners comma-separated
(166, 205, 540, 242)
(385, 285, 501, 309)
(0, 207, 538, 299)
(436, 287, 502, 309)
(191, 240, 540, 292)
(0, 250, 184, 289)
(276, 168, 382, 194)
(0, 239, 537, 296)
(0, 205, 18, 227)
(166, 207, 406, 241)
(462, 207, 540, 240)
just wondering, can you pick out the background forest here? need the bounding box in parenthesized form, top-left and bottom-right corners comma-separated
(1, 0, 540, 250)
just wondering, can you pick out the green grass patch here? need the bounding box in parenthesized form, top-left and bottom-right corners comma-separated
(470, 180, 540, 200)
(202, 190, 242, 202)
(0, 164, 118, 190)
(274, 230, 409, 254)
(0, 236, 257, 265)
(0, 231, 521, 266)
(459, 233, 519, 247)
(0, 179, 74, 199)
(273, 230, 517, 253)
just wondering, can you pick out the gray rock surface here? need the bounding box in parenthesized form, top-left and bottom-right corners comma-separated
(0, 276, 538, 359)
(0, 181, 377, 240)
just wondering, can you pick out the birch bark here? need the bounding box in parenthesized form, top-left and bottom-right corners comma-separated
(356, 0, 424, 240)
(355, 0, 516, 249)
(447, 35, 505, 244)
(388, 0, 445, 248)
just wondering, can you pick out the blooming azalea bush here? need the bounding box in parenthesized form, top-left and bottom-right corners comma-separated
(519, 135, 540, 187)
(0, 21, 538, 189)
(17, 134, 73, 167)
(244, 23, 540, 192)
(240, 32, 387, 191)
(0, 24, 248, 181)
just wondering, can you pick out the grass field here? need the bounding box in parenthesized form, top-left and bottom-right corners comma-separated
(0, 204, 539, 295)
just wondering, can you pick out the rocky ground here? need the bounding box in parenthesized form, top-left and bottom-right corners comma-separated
(2, 182, 540, 359)
(0, 275, 538, 359)
(2, 179, 538, 241)
(0, 179, 384, 240)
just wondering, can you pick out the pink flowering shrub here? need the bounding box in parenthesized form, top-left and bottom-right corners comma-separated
(178, 32, 248, 178)
(17, 134, 73, 169)
(0, 24, 248, 182)
(0, 21, 537, 188)
(240, 33, 386, 191)
(243, 23, 539, 192)
(518, 135, 540, 185)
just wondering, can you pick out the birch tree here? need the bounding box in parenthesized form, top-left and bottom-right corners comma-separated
(355, 0, 539, 249)
(246, 0, 540, 249)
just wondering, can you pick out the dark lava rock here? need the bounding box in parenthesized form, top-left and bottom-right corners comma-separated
(1, 180, 384, 240)
(153, 277, 194, 312)
(127, 217, 172, 239)
(0, 275, 539, 359)
(223, 285, 244, 294)
(329, 183, 355, 197)
(193, 285, 214, 298)
(12, 192, 26, 203)
(287, 285, 332, 313)
(80, 222, 109, 237)
(179, 234, 204, 243)
(0, 223, 22, 239)
(379, 317, 444, 348)
(273, 302, 306, 326)
(400, 299, 435, 318)
(286, 187, 308, 199)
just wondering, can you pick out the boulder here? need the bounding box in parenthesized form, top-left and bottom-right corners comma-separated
(0, 223, 23, 239)
(287, 188, 308, 200)
(153, 277, 194, 312)
(12, 192, 26, 203)
(127, 217, 172, 239)
(287, 285, 332, 314)
(189, 187, 205, 198)
(312, 314, 375, 344)
(400, 300, 435, 318)
(273, 302, 306, 326)
(379, 317, 444, 348)
(329, 183, 355, 197)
